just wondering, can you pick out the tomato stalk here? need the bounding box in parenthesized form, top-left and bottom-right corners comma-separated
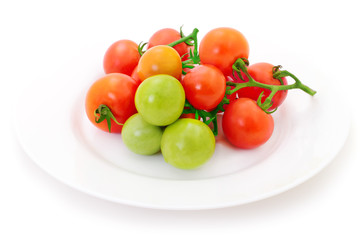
(227, 58, 317, 113)
(94, 104, 123, 132)
(168, 28, 200, 65)
(179, 26, 194, 46)
(138, 42, 148, 56)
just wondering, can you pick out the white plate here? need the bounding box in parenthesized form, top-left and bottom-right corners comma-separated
(14, 44, 350, 210)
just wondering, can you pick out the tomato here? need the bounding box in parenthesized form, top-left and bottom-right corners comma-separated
(147, 28, 188, 61)
(85, 73, 138, 133)
(199, 27, 249, 76)
(137, 45, 182, 81)
(135, 74, 185, 126)
(122, 113, 163, 155)
(235, 62, 288, 111)
(181, 64, 226, 111)
(161, 118, 215, 169)
(222, 98, 274, 149)
(103, 40, 140, 75)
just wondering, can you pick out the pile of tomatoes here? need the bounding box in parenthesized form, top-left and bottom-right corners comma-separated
(85, 26, 316, 170)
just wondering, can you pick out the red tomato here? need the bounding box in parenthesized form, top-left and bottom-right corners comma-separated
(131, 66, 142, 85)
(181, 64, 226, 111)
(103, 40, 140, 75)
(148, 28, 188, 61)
(222, 98, 274, 149)
(199, 27, 249, 76)
(85, 73, 138, 133)
(137, 45, 182, 81)
(235, 62, 288, 111)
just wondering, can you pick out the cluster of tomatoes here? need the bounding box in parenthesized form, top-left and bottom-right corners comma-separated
(85, 26, 316, 170)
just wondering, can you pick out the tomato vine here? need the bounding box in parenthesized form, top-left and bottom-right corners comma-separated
(227, 58, 317, 113)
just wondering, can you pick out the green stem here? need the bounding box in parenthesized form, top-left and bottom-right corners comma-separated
(168, 28, 200, 65)
(180, 25, 194, 46)
(138, 42, 148, 56)
(94, 104, 123, 133)
(228, 58, 317, 96)
(169, 28, 199, 47)
(227, 58, 317, 113)
(273, 70, 317, 95)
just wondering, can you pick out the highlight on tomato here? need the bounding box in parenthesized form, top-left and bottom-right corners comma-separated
(85, 73, 139, 133)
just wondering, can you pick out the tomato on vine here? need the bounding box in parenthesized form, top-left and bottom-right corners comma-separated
(226, 58, 316, 114)
(232, 62, 288, 111)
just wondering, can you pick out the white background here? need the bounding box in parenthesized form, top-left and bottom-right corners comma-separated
(1, 0, 363, 239)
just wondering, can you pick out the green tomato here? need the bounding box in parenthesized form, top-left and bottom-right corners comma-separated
(161, 118, 215, 169)
(135, 74, 185, 126)
(121, 113, 163, 155)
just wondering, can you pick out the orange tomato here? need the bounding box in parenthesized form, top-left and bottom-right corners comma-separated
(85, 73, 138, 133)
(136, 45, 182, 81)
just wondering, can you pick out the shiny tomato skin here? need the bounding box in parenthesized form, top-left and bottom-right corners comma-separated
(199, 27, 249, 76)
(181, 64, 226, 111)
(103, 40, 140, 75)
(236, 62, 288, 111)
(148, 28, 188, 61)
(222, 98, 274, 149)
(85, 73, 138, 133)
(137, 45, 182, 81)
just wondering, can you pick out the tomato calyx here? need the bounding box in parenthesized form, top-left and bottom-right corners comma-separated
(226, 58, 317, 113)
(181, 48, 200, 74)
(182, 97, 229, 136)
(94, 104, 123, 133)
(138, 42, 148, 56)
(256, 92, 278, 114)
